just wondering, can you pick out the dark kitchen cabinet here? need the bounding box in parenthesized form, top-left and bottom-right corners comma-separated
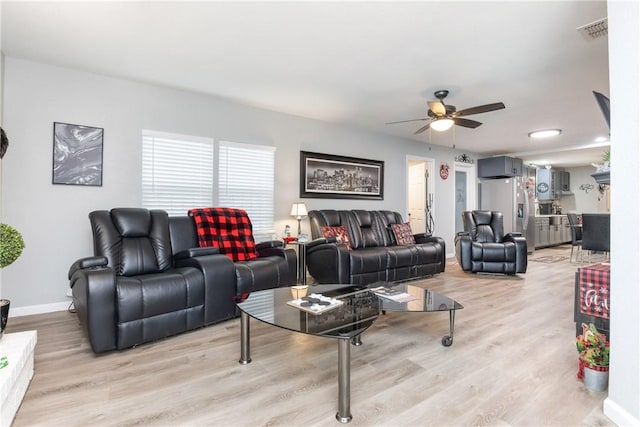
(478, 156, 523, 178)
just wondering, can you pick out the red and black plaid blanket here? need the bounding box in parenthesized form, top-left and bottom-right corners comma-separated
(188, 207, 258, 261)
(578, 262, 610, 319)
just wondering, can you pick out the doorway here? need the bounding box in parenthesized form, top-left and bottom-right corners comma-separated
(454, 162, 477, 234)
(407, 156, 435, 234)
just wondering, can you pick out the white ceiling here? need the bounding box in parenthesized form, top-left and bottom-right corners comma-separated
(1, 1, 610, 168)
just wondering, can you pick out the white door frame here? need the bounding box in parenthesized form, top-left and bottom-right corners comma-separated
(453, 161, 477, 234)
(406, 155, 435, 231)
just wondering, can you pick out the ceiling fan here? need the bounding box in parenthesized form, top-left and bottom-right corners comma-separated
(387, 90, 506, 134)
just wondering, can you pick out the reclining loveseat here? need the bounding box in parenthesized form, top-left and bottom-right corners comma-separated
(69, 208, 295, 353)
(306, 209, 445, 285)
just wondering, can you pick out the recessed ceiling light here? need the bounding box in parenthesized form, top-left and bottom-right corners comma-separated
(595, 136, 608, 143)
(528, 129, 562, 139)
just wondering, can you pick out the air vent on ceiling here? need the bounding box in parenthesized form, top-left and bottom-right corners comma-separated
(577, 17, 608, 39)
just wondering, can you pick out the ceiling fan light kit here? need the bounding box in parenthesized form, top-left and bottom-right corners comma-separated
(430, 118, 454, 132)
(528, 129, 562, 139)
(387, 90, 505, 135)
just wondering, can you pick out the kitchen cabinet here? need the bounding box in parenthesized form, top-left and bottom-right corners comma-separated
(535, 215, 570, 247)
(536, 169, 554, 200)
(549, 222, 563, 245)
(478, 156, 523, 178)
(535, 217, 550, 248)
(537, 169, 571, 199)
(562, 216, 572, 242)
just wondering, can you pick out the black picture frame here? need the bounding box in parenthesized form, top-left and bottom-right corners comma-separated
(52, 122, 104, 186)
(300, 151, 384, 200)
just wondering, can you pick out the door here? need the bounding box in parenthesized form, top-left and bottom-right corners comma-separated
(454, 162, 477, 234)
(409, 162, 426, 233)
(455, 171, 467, 233)
(407, 157, 434, 235)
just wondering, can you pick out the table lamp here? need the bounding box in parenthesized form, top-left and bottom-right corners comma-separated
(290, 203, 308, 236)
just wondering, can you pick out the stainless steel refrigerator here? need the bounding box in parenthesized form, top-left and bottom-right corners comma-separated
(479, 176, 536, 254)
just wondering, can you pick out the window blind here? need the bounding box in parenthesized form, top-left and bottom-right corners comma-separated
(142, 130, 214, 216)
(218, 141, 275, 242)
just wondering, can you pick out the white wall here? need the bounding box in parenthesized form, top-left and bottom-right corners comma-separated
(604, 1, 640, 425)
(559, 165, 610, 213)
(1, 57, 475, 312)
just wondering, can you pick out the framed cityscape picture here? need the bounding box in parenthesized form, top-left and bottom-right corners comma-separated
(52, 122, 104, 186)
(300, 151, 384, 200)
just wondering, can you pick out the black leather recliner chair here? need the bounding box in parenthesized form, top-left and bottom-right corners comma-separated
(454, 210, 527, 274)
(69, 208, 238, 353)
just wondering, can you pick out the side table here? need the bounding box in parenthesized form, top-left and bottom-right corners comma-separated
(286, 241, 308, 285)
(0, 330, 37, 427)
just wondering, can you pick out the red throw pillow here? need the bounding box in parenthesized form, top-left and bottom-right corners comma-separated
(321, 225, 352, 250)
(390, 222, 416, 245)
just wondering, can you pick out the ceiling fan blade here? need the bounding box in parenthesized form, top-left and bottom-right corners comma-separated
(453, 118, 483, 128)
(428, 101, 446, 116)
(414, 122, 433, 135)
(385, 118, 428, 125)
(455, 102, 506, 117)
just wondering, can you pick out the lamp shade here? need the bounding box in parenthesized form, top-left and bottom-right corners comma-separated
(290, 203, 308, 217)
(430, 118, 454, 132)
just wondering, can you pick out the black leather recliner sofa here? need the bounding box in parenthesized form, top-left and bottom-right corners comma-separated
(454, 210, 527, 274)
(69, 208, 296, 353)
(306, 209, 445, 285)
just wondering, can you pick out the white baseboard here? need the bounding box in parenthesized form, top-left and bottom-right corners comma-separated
(10, 301, 70, 318)
(604, 397, 640, 426)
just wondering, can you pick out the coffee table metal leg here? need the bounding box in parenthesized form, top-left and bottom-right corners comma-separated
(239, 311, 251, 364)
(351, 334, 362, 346)
(336, 338, 352, 423)
(441, 309, 456, 347)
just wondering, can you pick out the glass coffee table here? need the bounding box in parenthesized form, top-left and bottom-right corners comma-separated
(367, 281, 464, 347)
(236, 284, 380, 423)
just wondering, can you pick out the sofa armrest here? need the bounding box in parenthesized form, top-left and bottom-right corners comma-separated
(306, 241, 350, 283)
(69, 265, 117, 353)
(454, 233, 473, 271)
(255, 240, 284, 250)
(174, 247, 220, 260)
(413, 232, 432, 241)
(415, 234, 446, 250)
(504, 233, 528, 273)
(68, 256, 108, 280)
(505, 232, 523, 238)
(305, 237, 331, 248)
(255, 239, 288, 258)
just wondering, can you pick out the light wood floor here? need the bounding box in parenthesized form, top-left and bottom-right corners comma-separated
(7, 246, 614, 426)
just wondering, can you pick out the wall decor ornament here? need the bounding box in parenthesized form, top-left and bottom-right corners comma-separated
(300, 151, 383, 199)
(52, 122, 104, 186)
(439, 163, 450, 180)
(579, 183, 595, 194)
(454, 153, 474, 164)
(0, 127, 9, 159)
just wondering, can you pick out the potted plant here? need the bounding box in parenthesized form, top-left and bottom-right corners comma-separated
(0, 223, 25, 338)
(576, 323, 610, 391)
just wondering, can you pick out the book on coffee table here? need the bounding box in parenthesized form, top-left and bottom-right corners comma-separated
(287, 293, 344, 315)
(371, 286, 418, 303)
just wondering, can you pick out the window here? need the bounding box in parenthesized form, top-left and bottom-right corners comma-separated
(141, 132, 276, 242)
(142, 130, 214, 216)
(219, 141, 275, 242)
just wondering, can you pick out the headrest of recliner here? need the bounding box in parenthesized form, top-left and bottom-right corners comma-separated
(353, 210, 373, 227)
(111, 208, 151, 237)
(473, 210, 493, 225)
